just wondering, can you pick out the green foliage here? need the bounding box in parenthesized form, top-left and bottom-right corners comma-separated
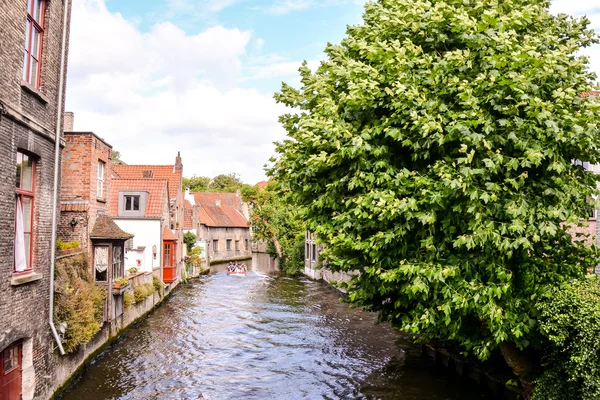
(270, 0, 600, 362)
(54, 255, 106, 354)
(56, 238, 80, 251)
(245, 181, 306, 275)
(128, 267, 138, 274)
(183, 175, 211, 192)
(153, 275, 165, 297)
(208, 173, 244, 192)
(124, 293, 134, 309)
(533, 276, 600, 399)
(114, 277, 129, 286)
(184, 232, 197, 253)
(133, 282, 156, 303)
(111, 150, 122, 164)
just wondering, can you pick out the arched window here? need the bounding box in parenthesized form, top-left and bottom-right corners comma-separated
(23, 0, 46, 89)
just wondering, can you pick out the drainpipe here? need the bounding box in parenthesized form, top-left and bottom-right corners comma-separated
(49, 0, 70, 356)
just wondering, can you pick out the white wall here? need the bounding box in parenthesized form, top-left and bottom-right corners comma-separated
(114, 219, 162, 273)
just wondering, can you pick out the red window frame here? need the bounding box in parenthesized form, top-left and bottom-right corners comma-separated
(15, 152, 36, 275)
(23, 0, 46, 89)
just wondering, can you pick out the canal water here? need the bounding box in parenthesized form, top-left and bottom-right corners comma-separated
(62, 263, 487, 400)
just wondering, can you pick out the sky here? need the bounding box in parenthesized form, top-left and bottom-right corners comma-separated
(65, 0, 600, 184)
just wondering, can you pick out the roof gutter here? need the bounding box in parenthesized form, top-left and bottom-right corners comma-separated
(49, 0, 70, 356)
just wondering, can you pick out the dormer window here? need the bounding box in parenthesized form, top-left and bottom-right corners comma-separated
(118, 191, 148, 217)
(125, 195, 140, 211)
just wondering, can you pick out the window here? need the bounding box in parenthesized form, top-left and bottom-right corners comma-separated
(112, 246, 123, 279)
(97, 161, 104, 198)
(94, 246, 108, 282)
(23, 0, 46, 89)
(235, 240, 240, 251)
(245, 239, 249, 250)
(306, 243, 310, 260)
(163, 244, 171, 266)
(213, 239, 219, 253)
(15, 152, 35, 273)
(125, 195, 140, 211)
(311, 244, 316, 262)
(226, 239, 232, 251)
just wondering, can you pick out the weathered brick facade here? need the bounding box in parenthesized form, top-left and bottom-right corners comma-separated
(58, 130, 112, 255)
(0, 0, 72, 399)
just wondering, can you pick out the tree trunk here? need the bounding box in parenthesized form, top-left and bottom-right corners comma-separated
(499, 342, 536, 399)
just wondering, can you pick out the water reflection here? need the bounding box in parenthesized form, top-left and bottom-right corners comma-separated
(62, 265, 487, 400)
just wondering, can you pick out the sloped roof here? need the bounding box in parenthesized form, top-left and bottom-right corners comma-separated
(193, 192, 241, 209)
(256, 181, 268, 190)
(109, 179, 169, 218)
(60, 203, 89, 212)
(112, 164, 181, 200)
(581, 91, 600, 98)
(90, 214, 134, 240)
(162, 225, 178, 241)
(198, 204, 248, 228)
(183, 199, 193, 229)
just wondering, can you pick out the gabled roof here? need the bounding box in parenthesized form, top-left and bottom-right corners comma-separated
(162, 225, 178, 241)
(112, 164, 181, 200)
(109, 179, 169, 218)
(183, 200, 193, 229)
(193, 192, 241, 209)
(198, 204, 248, 228)
(90, 214, 134, 240)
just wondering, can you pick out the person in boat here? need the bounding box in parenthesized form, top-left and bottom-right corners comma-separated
(234, 261, 239, 272)
(240, 263, 247, 273)
(227, 262, 233, 272)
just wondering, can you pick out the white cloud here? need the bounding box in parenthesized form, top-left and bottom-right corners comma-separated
(67, 0, 285, 183)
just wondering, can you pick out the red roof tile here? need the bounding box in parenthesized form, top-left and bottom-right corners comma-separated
(581, 91, 600, 98)
(197, 204, 248, 228)
(162, 225, 178, 241)
(193, 192, 241, 209)
(109, 179, 169, 218)
(256, 181, 268, 190)
(112, 164, 182, 200)
(183, 200, 193, 229)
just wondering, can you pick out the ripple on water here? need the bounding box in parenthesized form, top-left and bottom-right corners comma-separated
(62, 270, 489, 400)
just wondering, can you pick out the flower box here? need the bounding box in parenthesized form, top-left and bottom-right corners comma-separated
(112, 282, 129, 295)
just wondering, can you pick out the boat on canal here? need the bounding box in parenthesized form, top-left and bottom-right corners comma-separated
(227, 270, 246, 277)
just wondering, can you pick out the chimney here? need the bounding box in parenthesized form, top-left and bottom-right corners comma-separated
(64, 111, 74, 132)
(175, 151, 182, 171)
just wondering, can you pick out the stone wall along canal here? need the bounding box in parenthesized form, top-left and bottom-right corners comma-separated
(61, 264, 488, 399)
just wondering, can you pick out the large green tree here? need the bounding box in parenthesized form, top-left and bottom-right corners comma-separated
(243, 182, 306, 275)
(270, 0, 600, 389)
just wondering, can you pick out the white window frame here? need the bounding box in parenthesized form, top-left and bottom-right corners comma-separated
(97, 161, 105, 199)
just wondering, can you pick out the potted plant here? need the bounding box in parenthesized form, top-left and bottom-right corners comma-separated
(128, 267, 138, 275)
(112, 277, 130, 295)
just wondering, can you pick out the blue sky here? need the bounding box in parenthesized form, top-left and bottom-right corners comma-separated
(65, 0, 600, 184)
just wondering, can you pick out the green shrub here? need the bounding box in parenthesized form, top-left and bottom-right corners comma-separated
(133, 285, 148, 303)
(128, 267, 138, 274)
(114, 277, 129, 286)
(143, 282, 155, 296)
(124, 293, 134, 309)
(54, 254, 105, 354)
(56, 238, 80, 251)
(533, 275, 600, 399)
(153, 275, 164, 297)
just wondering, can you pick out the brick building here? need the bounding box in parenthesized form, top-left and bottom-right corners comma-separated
(111, 156, 185, 283)
(58, 130, 113, 254)
(192, 192, 251, 262)
(0, 0, 72, 399)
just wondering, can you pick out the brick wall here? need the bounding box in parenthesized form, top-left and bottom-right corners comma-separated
(58, 132, 112, 255)
(200, 226, 252, 262)
(0, 0, 72, 398)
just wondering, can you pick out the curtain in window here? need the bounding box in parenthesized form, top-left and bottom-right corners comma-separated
(14, 198, 27, 272)
(95, 247, 108, 273)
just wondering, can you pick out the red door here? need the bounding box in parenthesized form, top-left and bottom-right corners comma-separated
(1, 341, 22, 400)
(163, 241, 176, 283)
